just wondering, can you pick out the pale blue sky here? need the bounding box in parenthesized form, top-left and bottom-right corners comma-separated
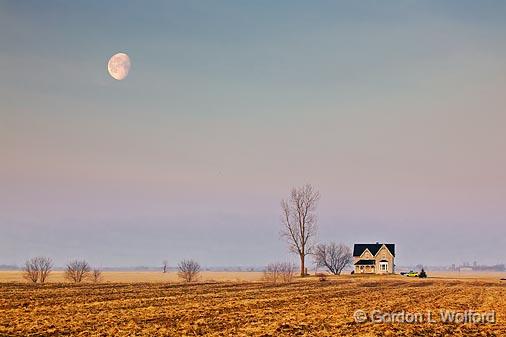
(1, 1, 505, 267)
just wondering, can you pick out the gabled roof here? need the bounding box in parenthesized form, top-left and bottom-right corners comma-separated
(353, 243, 395, 257)
(354, 259, 376, 266)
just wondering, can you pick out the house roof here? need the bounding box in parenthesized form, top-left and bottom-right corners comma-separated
(353, 243, 395, 257)
(354, 259, 376, 266)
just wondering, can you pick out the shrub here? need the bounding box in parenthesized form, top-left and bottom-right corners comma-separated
(315, 273, 327, 282)
(177, 259, 201, 283)
(92, 269, 103, 283)
(23, 257, 53, 284)
(263, 262, 295, 284)
(65, 260, 91, 283)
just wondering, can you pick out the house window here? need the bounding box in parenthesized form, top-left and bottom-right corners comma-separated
(380, 262, 388, 271)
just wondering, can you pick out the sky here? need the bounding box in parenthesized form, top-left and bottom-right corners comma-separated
(1, 0, 505, 268)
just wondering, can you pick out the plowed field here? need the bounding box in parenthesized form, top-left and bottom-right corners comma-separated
(0, 277, 504, 336)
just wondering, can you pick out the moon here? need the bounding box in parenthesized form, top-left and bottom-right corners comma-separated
(107, 53, 131, 80)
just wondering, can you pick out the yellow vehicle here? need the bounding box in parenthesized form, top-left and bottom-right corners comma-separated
(406, 271, 419, 277)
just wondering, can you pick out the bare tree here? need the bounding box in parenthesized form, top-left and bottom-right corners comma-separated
(177, 259, 200, 283)
(281, 184, 320, 277)
(263, 262, 295, 284)
(162, 260, 169, 273)
(314, 243, 352, 275)
(65, 260, 91, 283)
(23, 258, 39, 284)
(23, 257, 53, 284)
(92, 269, 103, 283)
(37, 257, 53, 283)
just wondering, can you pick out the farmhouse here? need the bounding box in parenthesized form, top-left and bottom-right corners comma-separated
(353, 243, 395, 274)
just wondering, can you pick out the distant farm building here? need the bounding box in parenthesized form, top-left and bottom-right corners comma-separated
(459, 267, 473, 272)
(353, 243, 395, 274)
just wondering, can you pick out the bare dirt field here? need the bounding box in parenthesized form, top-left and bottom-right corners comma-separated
(0, 275, 504, 336)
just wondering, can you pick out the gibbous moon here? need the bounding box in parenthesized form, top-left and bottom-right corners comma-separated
(107, 53, 131, 80)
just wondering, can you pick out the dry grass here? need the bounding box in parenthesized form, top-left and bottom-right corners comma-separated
(2, 270, 504, 283)
(425, 271, 506, 280)
(0, 275, 505, 336)
(0, 271, 264, 283)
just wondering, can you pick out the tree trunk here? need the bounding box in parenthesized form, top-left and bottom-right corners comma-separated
(300, 254, 305, 277)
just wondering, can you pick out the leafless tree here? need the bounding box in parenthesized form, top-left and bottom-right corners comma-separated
(65, 260, 91, 283)
(92, 269, 103, 283)
(280, 184, 320, 277)
(314, 243, 352, 275)
(23, 258, 39, 283)
(263, 262, 296, 284)
(23, 257, 53, 284)
(177, 259, 200, 283)
(162, 260, 169, 273)
(38, 257, 53, 283)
